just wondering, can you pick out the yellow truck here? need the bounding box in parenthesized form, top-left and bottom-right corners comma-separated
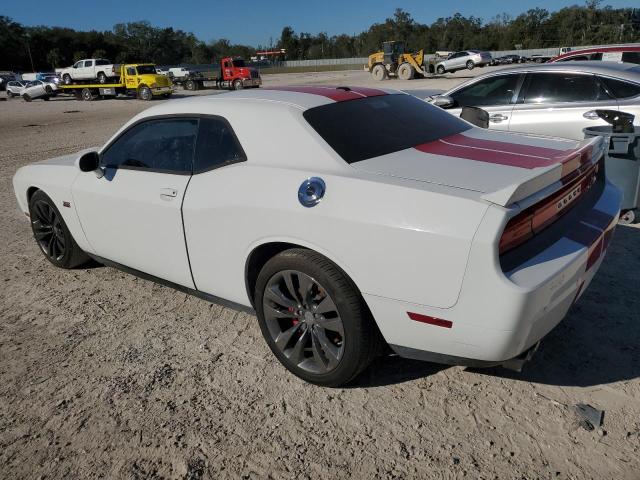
(367, 41, 437, 80)
(57, 63, 173, 101)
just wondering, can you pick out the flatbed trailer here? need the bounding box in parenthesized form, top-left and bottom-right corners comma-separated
(57, 63, 172, 101)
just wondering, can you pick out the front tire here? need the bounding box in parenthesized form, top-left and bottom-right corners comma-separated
(63, 74, 71, 85)
(398, 62, 415, 80)
(138, 85, 152, 101)
(255, 249, 383, 387)
(232, 79, 243, 90)
(436, 65, 446, 75)
(29, 190, 89, 269)
(23, 94, 32, 102)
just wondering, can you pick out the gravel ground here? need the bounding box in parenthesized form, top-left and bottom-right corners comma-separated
(1, 69, 639, 479)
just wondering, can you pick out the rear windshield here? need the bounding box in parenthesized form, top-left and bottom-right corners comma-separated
(303, 94, 471, 163)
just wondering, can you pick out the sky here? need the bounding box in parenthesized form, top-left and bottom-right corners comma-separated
(3, 0, 637, 46)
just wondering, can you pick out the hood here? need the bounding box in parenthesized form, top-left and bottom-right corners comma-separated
(36, 147, 99, 168)
(351, 128, 604, 207)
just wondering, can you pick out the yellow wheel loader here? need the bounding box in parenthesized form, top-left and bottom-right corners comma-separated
(367, 41, 436, 81)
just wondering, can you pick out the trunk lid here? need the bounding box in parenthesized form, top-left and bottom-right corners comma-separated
(350, 128, 604, 207)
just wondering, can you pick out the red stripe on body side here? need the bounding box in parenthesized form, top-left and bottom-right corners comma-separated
(407, 312, 453, 328)
(265, 85, 387, 102)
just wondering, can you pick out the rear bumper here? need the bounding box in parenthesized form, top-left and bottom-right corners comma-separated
(366, 179, 622, 365)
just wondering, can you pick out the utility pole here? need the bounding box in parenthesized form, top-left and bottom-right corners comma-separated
(25, 33, 35, 72)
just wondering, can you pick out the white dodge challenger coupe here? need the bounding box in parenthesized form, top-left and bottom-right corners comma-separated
(13, 86, 622, 386)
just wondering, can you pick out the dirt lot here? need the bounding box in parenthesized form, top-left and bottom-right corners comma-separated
(1, 69, 639, 479)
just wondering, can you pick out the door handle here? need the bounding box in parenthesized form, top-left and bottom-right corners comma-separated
(489, 114, 509, 123)
(160, 188, 178, 199)
(583, 110, 600, 120)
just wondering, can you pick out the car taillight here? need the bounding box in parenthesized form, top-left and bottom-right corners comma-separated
(499, 160, 600, 255)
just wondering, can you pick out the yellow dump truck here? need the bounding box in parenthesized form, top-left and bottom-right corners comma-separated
(57, 63, 173, 101)
(367, 41, 437, 80)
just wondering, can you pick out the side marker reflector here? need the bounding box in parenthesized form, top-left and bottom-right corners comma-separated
(407, 312, 453, 329)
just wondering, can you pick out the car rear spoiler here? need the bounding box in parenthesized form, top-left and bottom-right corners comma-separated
(481, 136, 605, 208)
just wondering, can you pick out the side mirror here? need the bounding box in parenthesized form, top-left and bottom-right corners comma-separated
(78, 151, 103, 177)
(432, 95, 455, 108)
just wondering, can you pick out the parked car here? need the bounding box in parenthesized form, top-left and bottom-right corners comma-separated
(549, 45, 640, 65)
(22, 79, 58, 101)
(168, 67, 191, 79)
(6, 80, 26, 97)
(59, 58, 119, 85)
(436, 50, 492, 74)
(429, 62, 640, 140)
(13, 87, 621, 386)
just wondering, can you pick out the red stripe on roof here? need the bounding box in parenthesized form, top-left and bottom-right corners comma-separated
(265, 85, 387, 102)
(415, 133, 592, 171)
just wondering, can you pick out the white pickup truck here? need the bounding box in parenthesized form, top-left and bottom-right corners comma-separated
(59, 59, 119, 85)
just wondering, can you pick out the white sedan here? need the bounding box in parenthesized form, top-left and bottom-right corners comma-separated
(22, 79, 59, 101)
(6, 80, 27, 97)
(12, 87, 622, 386)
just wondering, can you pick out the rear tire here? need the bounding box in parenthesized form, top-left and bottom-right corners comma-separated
(255, 248, 384, 387)
(185, 80, 196, 91)
(28, 190, 89, 269)
(436, 65, 446, 75)
(81, 88, 94, 101)
(43, 96, 50, 101)
(23, 94, 32, 102)
(371, 64, 387, 81)
(619, 209, 636, 225)
(466, 60, 475, 70)
(97, 72, 107, 84)
(398, 62, 415, 80)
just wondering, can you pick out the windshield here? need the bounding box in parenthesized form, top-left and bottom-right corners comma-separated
(232, 59, 246, 68)
(303, 94, 471, 164)
(136, 65, 157, 74)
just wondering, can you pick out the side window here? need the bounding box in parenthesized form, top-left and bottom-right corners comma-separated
(84, 60, 93, 67)
(126, 67, 136, 75)
(74, 61, 82, 68)
(194, 117, 246, 173)
(451, 74, 520, 107)
(96, 59, 109, 66)
(621, 52, 640, 65)
(521, 73, 609, 103)
(599, 77, 640, 99)
(101, 118, 198, 173)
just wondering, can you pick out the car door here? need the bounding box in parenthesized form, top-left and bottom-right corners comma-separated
(79, 60, 92, 79)
(72, 117, 199, 288)
(508, 71, 617, 140)
(26, 81, 45, 98)
(181, 116, 248, 298)
(445, 73, 522, 131)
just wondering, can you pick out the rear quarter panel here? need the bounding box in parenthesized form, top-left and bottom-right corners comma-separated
(183, 164, 488, 309)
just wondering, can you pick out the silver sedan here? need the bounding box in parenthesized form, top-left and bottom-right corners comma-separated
(430, 62, 640, 140)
